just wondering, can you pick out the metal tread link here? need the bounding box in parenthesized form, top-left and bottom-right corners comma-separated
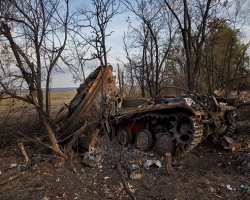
(225, 122, 236, 136)
(180, 116, 204, 157)
(129, 112, 204, 157)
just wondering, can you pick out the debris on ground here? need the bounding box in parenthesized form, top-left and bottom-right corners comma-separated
(82, 146, 103, 167)
(226, 184, 235, 191)
(9, 163, 18, 169)
(241, 185, 250, 191)
(220, 136, 234, 149)
(143, 160, 162, 169)
(237, 154, 250, 172)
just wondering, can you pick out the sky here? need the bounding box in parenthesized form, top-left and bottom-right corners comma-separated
(50, 0, 250, 88)
(50, 1, 132, 88)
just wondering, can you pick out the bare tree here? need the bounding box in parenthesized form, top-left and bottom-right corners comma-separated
(71, 0, 120, 68)
(123, 0, 178, 96)
(118, 33, 137, 97)
(0, 0, 70, 157)
(163, 0, 214, 91)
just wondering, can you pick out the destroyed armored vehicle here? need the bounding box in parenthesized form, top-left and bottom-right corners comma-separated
(54, 65, 236, 157)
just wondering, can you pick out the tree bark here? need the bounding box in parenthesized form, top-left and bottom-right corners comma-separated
(165, 152, 172, 176)
(18, 142, 29, 165)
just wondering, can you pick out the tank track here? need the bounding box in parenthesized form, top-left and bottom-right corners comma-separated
(225, 122, 236, 136)
(172, 115, 204, 157)
(122, 112, 204, 157)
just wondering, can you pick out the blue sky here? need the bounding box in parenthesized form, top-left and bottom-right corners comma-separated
(50, 1, 132, 88)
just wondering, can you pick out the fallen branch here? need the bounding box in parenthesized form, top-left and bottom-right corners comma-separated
(65, 121, 88, 159)
(116, 162, 136, 200)
(18, 142, 29, 165)
(33, 153, 65, 159)
(103, 121, 116, 168)
(1, 126, 67, 159)
(0, 172, 24, 186)
(165, 152, 172, 176)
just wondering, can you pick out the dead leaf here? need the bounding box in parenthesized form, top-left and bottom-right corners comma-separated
(36, 186, 45, 191)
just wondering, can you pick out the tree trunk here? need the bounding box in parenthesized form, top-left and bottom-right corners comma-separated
(42, 115, 60, 150)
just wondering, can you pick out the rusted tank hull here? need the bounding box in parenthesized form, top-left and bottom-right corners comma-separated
(111, 88, 235, 157)
(54, 65, 236, 156)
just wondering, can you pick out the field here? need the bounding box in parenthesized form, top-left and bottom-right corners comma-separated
(0, 91, 250, 200)
(0, 90, 76, 117)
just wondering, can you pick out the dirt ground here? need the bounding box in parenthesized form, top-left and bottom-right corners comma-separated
(0, 105, 250, 200)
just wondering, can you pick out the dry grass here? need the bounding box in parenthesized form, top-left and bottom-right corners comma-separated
(0, 97, 29, 113)
(49, 90, 76, 117)
(48, 90, 76, 105)
(0, 90, 76, 114)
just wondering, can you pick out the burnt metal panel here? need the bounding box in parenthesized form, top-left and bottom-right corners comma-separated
(57, 65, 117, 142)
